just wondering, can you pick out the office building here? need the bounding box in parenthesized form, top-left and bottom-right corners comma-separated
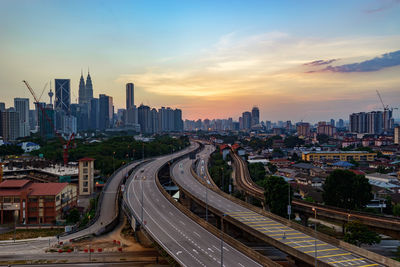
(0, 103, 5, 112)
(54, 79, 71, 114)
(251, 106, 259, 126)
(138, 104, 151, 134)
(1, 108, 20, 141)
(126, 83, 134, 110)
(85, 71, 93, 103)
(89, 98, 99, 130)
(78, 73, 86, 105)
(330, 119, 335, 127)
(99, 94, 113, 130)
(14, 98, 30, 137)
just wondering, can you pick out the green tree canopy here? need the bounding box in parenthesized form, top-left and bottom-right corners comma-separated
(344, 221, 381, 247)
(263, 176, 292, 217)
(322, 170, 372, 210)
(316, 134, 329, 144)
(393, 203, 400, 217)
(284, 136, 304, 148)
(248, 162, 266, 183)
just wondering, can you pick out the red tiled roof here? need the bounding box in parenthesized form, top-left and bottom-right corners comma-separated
(79, 157, 95, 162)
(0, 179, 30, 189)
(28, 183, 69, 196)
(219, 144, 229, 151)
(349, 169, 366, 176)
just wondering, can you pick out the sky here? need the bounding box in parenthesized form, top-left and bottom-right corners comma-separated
(1, 0, 399, 123)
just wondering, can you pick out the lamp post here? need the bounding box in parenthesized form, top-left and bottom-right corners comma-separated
(205, 177, 208, 222)
(141, 178, 144, 225)
(13, 206, 18, 242)
(312, 207, 317, 267)
(112, 151, 116, 173)
(288, 181, 291, 221)
(220, 214, 226, 267)
(220, 167, 224, 192)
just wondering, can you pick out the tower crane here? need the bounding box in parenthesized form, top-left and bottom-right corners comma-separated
(23, 80, 75, 165)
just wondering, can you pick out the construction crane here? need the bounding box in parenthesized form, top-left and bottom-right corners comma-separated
(376, 90, 398, 112)
(23, 80, 75, 165)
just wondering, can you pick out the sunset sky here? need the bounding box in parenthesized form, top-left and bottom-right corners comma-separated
(1, 0, 399, 122)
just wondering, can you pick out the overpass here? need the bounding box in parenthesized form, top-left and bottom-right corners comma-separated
(168, 143, 395, 266)
(230, 150, 400, 240)
(123, 142, 264, 266)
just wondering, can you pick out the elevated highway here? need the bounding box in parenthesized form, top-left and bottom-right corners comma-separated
(231, 150, 400, 240)
(123, 142, 263, 267)
(169, 143, 395, 266)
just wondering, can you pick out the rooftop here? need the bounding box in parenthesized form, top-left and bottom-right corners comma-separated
(0, 179, 30, 188)
(78, 157, 95, 162)
(303, 151, 376, 155)
(0, 180, 70, 196)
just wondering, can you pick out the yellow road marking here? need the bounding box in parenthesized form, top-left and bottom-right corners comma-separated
(317, 253, 351, 259)
(358, 264, 378, 267)
(327, 257, 365, 264)
(261, 229, 296, 233)
(285, 239, 315, 244)
(270, 232, 303, 237)
(304, 248, 339, 253)
(247, 223, 280, 227)
(276, 235, 309, 240)
(293, 243, 327, 248)
(245, 221, 275, 224)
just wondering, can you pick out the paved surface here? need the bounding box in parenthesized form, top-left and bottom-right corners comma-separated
(0, 160, 144, 256)
(124, 142, 262, 267)
(171, 144, 384, 267)
(195, 144, 215, 186)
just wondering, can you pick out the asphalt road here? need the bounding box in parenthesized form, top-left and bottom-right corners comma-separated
(172, 144, 384, 267)
(124, 142, 262, 267)
(0, 160, 144, 257)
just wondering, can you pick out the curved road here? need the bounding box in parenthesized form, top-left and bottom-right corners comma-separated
(171, 144, 384, 267)
(124, 142, 262, 267)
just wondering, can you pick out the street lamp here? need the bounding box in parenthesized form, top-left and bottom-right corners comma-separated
(288, 181, 291, 221)
(312, 207, 317, 267)
(112, 151, 116, 173)
(220, 214, 226, 267)
(220, 167, 224, 192)
(205, 179, 208, 222)
(141, 178, 145, 225)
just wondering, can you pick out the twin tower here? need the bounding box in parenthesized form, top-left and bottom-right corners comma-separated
(78, 71, 93, 105)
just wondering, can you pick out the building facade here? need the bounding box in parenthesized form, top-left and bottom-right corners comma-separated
(55, 79, 71, 114)
(14, 98, 30, 137)
(302, 151, 376, 162)
(78, 158, 95, 196)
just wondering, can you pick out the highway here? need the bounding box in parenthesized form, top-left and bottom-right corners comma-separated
(0, 160, 145, 257)
(195, 144, 216, 186)
(124, 142, 262, 267)
(171, 144, 385, 267)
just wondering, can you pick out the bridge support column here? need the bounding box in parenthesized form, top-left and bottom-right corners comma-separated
(299, 213, 309, 227)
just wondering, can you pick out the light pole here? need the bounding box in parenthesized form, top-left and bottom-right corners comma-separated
(205, 179, 208, 222)
(220, 214, 226, 267)
(141, 179, 144, 225)
(312, 207, 317, 267)
(288, 181, 291, 221)
(112, 151, 116, 173)
(220, 167, 224, 192)
(13, 207, 18, 242)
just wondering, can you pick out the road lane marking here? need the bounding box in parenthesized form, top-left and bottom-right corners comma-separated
(304, 248, 339, 253)
(327, 257, 365, 264)
(317, 252, 351, 258)
(293, 243, 327, 248)
(358, 264, 379, 267)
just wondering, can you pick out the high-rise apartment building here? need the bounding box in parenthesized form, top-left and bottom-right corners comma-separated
(242, 111, 252, 130)
(350, 110, 392, 134)
(297, 122, 310, 137)
(55, 79, 71, 114)
(251, 106, 259, 126)
(1, 108, 20, 141)
(89, 98, 99, 130)
(394, 126, 400, 145)
(38, 105, 55, 139)
(317, 121, 336, 137)
(0, 103, 5, 112)
(14, 98, 30, 137)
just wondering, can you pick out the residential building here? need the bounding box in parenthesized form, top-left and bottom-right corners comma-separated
(242, 111, 252, 130)
(78, 158, 95, 196)
(317, 121, 336, 137)
(251, 106, 259, 126)
(14, 98, 30, 137)
(0, 179, 77, 224)
(302, 151, 376, 162)
(297, 122, 310, 137)
(99, 94, 113, 130)
(395, 126, 400, 145)
(1, 108, 20, 141)
(126, 83, 134, 110)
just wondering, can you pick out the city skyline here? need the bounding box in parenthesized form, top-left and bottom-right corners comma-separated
(1, 0, 400, 122)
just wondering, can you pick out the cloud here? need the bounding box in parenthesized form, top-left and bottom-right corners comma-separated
(364, 0, 400, 13)
(323, 50, 400, 72)
(304, 59, 338, 66)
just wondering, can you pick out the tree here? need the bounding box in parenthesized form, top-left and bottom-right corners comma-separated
(248, 163, 266, 183)
(284, 136, 304, 148)
(66, 208, 80, 224)
(263, 176, 292, 217)
(316, 134, 329, 144)
(393, 203, 400, 217)
(344, 221, 381, 247)
(322, 170, 372, 210)
(267, 162, 277, 174)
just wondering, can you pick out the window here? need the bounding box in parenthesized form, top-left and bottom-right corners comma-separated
(56, 196, 60, 201)
(29, 207, 37, 212)
(45, 196, 54, 202)
(13, 197, 20, 203)
(83, 162, 88, 167)
(3, 197, 11, 203)
(83, 182, 88, 187)
(83, 188, 88, 192)
(83, 168, 88, 174)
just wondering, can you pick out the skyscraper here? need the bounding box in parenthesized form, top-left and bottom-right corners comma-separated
(0, 103, 5, 112)
(251, 106, 260, 126)
(242, 111, 252, 130)
(55, 79, 71, 114)
(1, 108, 20, 141)
(126, 83, 134, 110)
(173, 109, 183, 132)
(78, 72, 86, 104)
(85, 71, 93, 103)
(138, 104, 151, 133)
(99, 94, 113, 130)
(14, 98, 30, 137)
(89, 98, 99, 130)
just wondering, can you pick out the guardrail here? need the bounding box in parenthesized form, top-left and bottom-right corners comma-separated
(156, 153, 279, 266)
(203, 153, 397, 266)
